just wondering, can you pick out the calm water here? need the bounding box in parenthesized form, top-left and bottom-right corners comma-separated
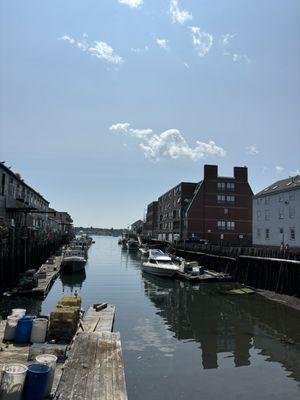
(1, 236, 300, 399)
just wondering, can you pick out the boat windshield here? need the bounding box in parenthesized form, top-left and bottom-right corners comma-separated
(156, 259, 173, 265)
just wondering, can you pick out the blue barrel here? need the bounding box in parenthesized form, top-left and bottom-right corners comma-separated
(199, 266, 205, 275)
(14, 316, 35, 344)
(22, 363, 50, 400)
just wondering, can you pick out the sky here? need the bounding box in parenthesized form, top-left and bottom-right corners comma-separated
(0, 0, 299, 228)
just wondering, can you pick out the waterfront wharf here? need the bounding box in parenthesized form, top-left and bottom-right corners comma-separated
(10, 256, 61, 298)
(176, 269, 232, 283)
(56, 303, 128, 400)
(0, 303, 127, 399)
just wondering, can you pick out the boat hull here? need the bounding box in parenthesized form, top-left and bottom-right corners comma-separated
(142, 264, 178, 277)
(61, 258, 86, 273)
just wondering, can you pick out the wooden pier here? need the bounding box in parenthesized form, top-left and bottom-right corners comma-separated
(0, 302, 127, 400)
(11, 256, 61, 298)
(176, 269, 232, 283)
(56, 303, 127, 399)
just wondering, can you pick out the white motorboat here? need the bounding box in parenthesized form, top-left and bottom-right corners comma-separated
(61, 249, 87, 273)
(142, 249, 180, 278)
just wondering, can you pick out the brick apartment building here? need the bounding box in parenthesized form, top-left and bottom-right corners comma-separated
(150, 164, 253, 244)
(143, 201, 158, 237)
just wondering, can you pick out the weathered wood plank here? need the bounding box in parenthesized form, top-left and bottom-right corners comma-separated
(56, 332, 127, 400)
(94, 305, 115, 333)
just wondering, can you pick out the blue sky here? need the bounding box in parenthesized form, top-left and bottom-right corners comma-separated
(0, 0, 299, 227)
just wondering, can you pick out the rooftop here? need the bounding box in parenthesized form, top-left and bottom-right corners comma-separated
(254, 175, 300, 197)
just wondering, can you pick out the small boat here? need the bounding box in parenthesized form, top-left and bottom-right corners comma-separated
(61, 249, 87, 273)
(142, 249, 180, 278)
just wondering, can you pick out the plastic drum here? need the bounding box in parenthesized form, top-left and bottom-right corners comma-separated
(36, 354, 57, 397)
(0, 364, 28, 400)
(3, 315, 19, 341)
(30, 318, 48, 343)
(22, 363, 50, 400)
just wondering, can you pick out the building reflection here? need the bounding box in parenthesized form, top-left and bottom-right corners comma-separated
(60, 270, 86, 292)
(142, 273, 300, 381)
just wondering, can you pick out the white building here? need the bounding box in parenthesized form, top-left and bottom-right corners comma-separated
(253, 175, 300, 248)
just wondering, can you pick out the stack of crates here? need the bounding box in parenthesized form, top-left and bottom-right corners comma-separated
(48, 296, 82, 342)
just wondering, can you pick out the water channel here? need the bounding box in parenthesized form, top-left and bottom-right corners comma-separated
(1, 236, 300, 399)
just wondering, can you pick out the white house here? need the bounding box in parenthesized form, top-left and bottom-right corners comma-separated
(253, 175, 300, 248)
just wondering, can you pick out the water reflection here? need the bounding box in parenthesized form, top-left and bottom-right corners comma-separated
(141, 272, 300, 381)
(59, 270, 86, 293)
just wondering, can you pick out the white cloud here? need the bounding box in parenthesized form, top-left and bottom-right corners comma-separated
(131, 45, 149, 53)
(246, 144, 259, 155)
(220, 33, 250, 63)
(59, 34, 123, 65)
(275, 165, 284, 173)
(110, 123, 226, 161)
(109, 122, 153, 139)
(221, 33, 236, 47)
(170, 0, 193, 25)
(118, 0, 143, 8)
(155, 38, 168, 50)
(189, 26, 213, 57)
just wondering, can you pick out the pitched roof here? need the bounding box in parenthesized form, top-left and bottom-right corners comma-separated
(254, 175, 300, 197)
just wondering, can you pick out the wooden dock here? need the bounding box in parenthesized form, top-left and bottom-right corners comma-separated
(55, 332, 127, 400)
(55, 304, 127, 399)
(0, 303, 127, 399)
(176, 269, 232, 283)
(11, 256, 61, 298)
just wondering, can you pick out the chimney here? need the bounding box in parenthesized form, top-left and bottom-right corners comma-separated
(204, 165, 218, 179)
(234, 166, 248, 182)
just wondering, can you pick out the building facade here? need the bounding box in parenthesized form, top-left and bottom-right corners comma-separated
(155, 165, 253, 244)
(252, 176, 300, 248)
(184, 165, 253, 244)
(143, 201, 158, 237)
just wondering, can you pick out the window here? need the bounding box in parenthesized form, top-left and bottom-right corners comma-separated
(226, 195, 235, 203)
(290, 228, 295, 241)
(224, 208, 228, 214)
(217, 195, 226, 203)
(265, 210, 270, 221)
(289, 192, 295, 201)
(265, 197, 270, 205)
(279, 194, 284, 202)
(1, 173, 5, 196)
(227, 221, 235, 230)
(289, 206, 295, 219)
(257, 228, 261, 238)
(279, 207, 284, 219)
(265, 229, 270, 240)
(227, 182, 235, 191)
(257, 210, 261, 220)
(217, 220, 226, 230)
(217, 182, 226, 191)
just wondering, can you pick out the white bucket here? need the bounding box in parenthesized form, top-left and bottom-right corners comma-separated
(0, 364, 28, 400)
(35, 354, 57, 397)
(3, 316, 19, 341)
(11, 309, 26, 318)
(30, 318, 48, 343)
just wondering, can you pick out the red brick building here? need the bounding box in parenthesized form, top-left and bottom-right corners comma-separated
(154, 165, 253, 244)
(143, 201, 158, 237)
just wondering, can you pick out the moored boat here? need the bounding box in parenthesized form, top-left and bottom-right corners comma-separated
(142, 249, 180, 277)
(61, 249, 87, 273)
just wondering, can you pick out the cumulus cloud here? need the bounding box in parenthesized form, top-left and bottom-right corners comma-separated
(110, 123, 226, 161)
(170, 0, 193, 25)
(118, 0, 143, 8)
(189, 26, 213, 57)
(59, 34, 123, 65)
(155, 38, 169, 50)
(275, 165, 284, 173)
(246, 144, 259, 155)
